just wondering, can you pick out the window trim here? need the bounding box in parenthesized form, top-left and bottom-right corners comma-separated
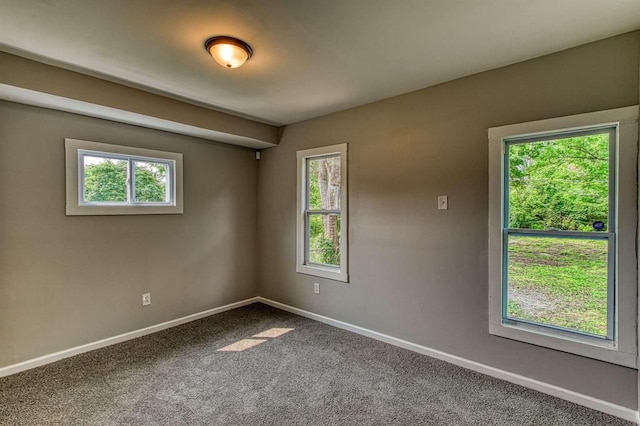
(488, 106, 638, 368)
(296, 143, 348, 282)
(65, 138, 184, 215)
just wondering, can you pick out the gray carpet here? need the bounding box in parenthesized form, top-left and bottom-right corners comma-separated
(0, 303, 631, 425)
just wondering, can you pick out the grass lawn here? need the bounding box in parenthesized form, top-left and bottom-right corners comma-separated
(507, 236, 608, 336)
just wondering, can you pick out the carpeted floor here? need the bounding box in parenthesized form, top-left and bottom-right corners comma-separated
(0, 303, 632, 425)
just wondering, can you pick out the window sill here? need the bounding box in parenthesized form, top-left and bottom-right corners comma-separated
(489, 320, 637, 368)
(66, 204, 183, 216)
(296, 264, 348, 283)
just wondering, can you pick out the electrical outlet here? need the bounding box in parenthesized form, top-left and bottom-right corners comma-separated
(142, 293, 151, 306)
(314, 283, 320, 294)
(438, 195, 448, 210)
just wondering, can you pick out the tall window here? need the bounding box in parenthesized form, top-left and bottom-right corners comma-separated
(488, 106, 637, 367)
(296, 144, 348, 282)
(65, 139, 183, 215)
(505, 128, 614, 338)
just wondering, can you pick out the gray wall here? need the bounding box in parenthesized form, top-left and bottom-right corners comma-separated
(0, 101, 258, 367)
(257, 32, 640, 408)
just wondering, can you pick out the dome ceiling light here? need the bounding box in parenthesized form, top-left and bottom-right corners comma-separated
(204, 36, 253, 69)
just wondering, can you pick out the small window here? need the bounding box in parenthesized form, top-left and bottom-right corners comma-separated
(488, 106, 638, 367)
(296, 144, 348, 282)
(65, 139, 183, 215)
(80, 154, 172, 205)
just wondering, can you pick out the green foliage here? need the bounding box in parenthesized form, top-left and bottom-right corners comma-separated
(310, 235, 340, 265)
(134, 163, 167, 202)
(308, 159, 322, 209)
(84, 159, 127, 202)
(308, 214, 340, 266)
(508, 134, 609, 231)
(84, 160, 166, 203)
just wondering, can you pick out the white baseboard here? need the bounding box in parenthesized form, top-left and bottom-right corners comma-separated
(0, 297, 259, 378)
(2, 295, 636, 423)
(257, 297, 638, 423)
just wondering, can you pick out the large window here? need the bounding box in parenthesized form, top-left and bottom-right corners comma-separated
(296, 143, 348, 282)
(65, 139, 183, 215)
(488, 106, 638, 367)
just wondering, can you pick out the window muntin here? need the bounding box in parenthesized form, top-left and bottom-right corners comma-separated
(65, 138, 183, 215)
(488, 106, 638, 368)
(503, 128, 615, 341)
(296, 144, 348, 282)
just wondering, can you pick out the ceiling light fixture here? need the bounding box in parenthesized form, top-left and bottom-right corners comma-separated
(204, 36, 253, 69)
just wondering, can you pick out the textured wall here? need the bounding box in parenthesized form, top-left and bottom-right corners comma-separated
(257, 32, 640, 408)
(0, 102, 258, 367)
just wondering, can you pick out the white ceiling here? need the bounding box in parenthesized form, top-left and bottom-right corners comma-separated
(1, 0, 640, 126)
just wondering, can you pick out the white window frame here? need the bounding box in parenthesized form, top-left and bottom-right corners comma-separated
(488, 106, 638, 368)
(296, 143, 348, 282)
(65, 138, 183, 215)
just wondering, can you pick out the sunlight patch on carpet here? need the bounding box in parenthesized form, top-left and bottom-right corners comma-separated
(217, 339, 268, 352)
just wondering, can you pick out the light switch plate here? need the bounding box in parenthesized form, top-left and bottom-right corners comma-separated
(438, 196, 448, 210)
(142, 293, 151, 306)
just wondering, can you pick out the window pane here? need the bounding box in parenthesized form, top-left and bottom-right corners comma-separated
(134, 161, 169, 203)
(506, 235, 608, 337)
(307, 213, 341, 266)
(307, 156, 341, 210)
(83, 155, 127, 203)
(507, 132, 609, 231)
